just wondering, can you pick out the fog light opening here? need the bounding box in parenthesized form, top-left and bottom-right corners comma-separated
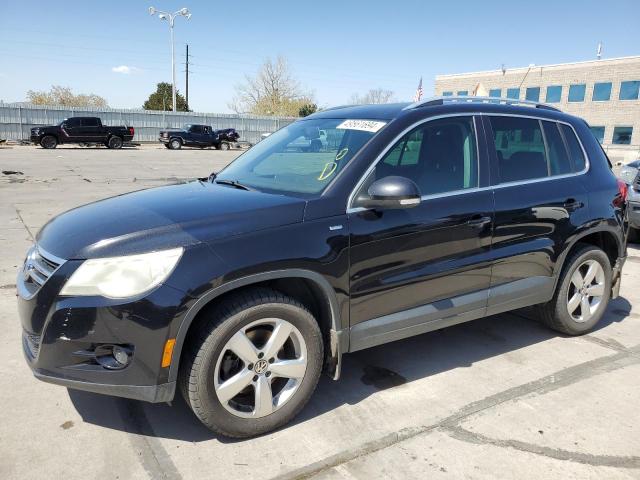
(95, 344, 132, 370)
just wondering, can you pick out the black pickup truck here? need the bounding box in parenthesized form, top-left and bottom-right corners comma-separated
(30, 117, 135, 149)
(159, 124, 240, 150)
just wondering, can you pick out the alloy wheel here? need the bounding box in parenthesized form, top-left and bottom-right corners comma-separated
(214, 318, 307, 418)
(567, 259, 606, 322)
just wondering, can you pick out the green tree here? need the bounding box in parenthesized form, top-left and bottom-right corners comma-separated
(27, 85, 108, 107)
(298, 103, 318, 117)
(143, 82, 189, 111)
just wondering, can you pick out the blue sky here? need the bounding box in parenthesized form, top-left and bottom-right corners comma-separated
(1, 0, 639, 113)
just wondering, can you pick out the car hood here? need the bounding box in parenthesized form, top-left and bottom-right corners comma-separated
(36, 181, 306, 259)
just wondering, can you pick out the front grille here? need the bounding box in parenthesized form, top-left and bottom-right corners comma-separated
(21, 246, 63, 294)
(24, 331, 41, 358)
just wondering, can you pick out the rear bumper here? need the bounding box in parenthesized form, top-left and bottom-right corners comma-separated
(628, 201, 640, 229)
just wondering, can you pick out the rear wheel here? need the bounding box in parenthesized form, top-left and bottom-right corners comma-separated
(180, 288, 323, 438)
(107, 136, 123, 149)
(170, 138, 182, 150)
(40, 135, 57, 149)
(538, 245, 611, 335)
(219, 142, 230, 151)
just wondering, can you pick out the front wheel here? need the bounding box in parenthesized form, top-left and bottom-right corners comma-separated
(107, 136, 123, 149)
(219, 142, 230, 151)
(538, 245, 611, 335)
(170, 138, 182, 150)
(180, 288, 323, 438)
(40, 135, 57, 149)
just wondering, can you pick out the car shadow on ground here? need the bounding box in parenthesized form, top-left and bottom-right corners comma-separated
(68, 296, 634, 443)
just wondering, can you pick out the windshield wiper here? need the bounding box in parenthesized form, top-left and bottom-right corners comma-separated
(214, 178, 254, 191)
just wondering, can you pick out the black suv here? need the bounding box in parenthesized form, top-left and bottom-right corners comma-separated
(18, 98, 628, 438)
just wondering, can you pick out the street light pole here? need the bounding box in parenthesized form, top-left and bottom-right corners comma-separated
(149, 6, 191, 112)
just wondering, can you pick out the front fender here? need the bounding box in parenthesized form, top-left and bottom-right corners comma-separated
(167, 268, 345, 383)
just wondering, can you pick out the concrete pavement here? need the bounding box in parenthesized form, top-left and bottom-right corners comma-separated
(1, 145, 639, 480)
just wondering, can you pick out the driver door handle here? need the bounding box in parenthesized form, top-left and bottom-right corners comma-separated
(467, 215, 491, 228)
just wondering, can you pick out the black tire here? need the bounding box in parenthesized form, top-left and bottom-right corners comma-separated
(170, 138, 182, 150)
(628, 227, 640, 244)
(107, 136, 123, 149)
(219, 142, 230, 151)
(179, 288, 323, 438)
(537, 244, 612, 335)
(164, 144, 172, 149)
(40, 135, 57, 149)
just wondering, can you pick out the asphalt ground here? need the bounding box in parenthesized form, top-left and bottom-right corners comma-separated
(1, 144, 639, 480)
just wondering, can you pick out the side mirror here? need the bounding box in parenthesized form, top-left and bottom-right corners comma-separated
(360, 176, 421, 210)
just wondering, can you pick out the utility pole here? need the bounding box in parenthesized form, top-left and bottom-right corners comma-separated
(185, 44, 190, 111)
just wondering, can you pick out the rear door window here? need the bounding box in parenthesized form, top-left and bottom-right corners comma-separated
(81, 118, 99, 127)
(489, 116, 548, 183)
(559, 124, 586, 172)
(541, 121, 572, 175)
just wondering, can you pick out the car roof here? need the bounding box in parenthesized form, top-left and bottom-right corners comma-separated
(308, 103, 411, 120)
(306, 97, 576, 124)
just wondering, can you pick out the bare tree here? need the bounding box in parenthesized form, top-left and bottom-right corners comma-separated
(349, 88, 395, 105)
(229, 56, 314, 116)
(27, 85, 108, 107)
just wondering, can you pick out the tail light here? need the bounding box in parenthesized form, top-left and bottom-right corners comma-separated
(614, 179, 628, 208)
(129, 127, 135, 136)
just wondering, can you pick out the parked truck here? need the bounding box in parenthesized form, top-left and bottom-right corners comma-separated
(158, 124, 240, 150)
(30, 117, 134, 149)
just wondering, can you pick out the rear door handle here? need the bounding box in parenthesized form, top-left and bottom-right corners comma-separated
(564, 198, 584, 212)
(467, 215, 491, 228)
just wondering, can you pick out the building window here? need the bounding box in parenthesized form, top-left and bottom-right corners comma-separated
(592, 82, 612, 101)
(442, 91, 453, 97)
(619, 81, 640, 100)
(545, 85, 562, 103)
(506, 88, 520, 100)
(525, 87, 540, 102)
(457, 90, 468, 96)
(568, 84, 586, 102)
(489, 88, 501, 98)
(589, 126, 605, 144)
(613, 126, 633, 145)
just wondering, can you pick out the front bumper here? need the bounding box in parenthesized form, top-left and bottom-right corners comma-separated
(32, 368, 176, 402)
(159, 136, 170, 144)
(18, 256, 191, 403)
(30, 134, 42, 144)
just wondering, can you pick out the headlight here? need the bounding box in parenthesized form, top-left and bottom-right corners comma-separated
(60, 247, 183, 299)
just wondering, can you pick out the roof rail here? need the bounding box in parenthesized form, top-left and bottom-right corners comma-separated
(403, 96, 561, 112)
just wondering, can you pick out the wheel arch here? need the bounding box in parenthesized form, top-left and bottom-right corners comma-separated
(553, 225, 623, 290)
(168, 269, 344, 384)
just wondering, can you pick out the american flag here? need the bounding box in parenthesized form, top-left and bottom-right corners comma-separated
(413, 77, 423, 102)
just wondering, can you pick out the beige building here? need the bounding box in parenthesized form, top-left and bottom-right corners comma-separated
(435, 56, 640, 164)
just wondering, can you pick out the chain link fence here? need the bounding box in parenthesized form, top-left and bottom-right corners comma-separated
(0, 103, 296, 144)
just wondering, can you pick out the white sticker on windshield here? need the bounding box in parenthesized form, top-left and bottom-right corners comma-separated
(336, 119, 387, 133)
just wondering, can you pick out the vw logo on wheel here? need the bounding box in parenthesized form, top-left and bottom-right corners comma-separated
(253, 359, 269, 375)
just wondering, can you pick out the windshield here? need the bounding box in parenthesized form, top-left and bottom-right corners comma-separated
(216, 118, 387, 195)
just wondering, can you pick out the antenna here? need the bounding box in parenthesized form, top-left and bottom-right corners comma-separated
(597, 42, 603, 60)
